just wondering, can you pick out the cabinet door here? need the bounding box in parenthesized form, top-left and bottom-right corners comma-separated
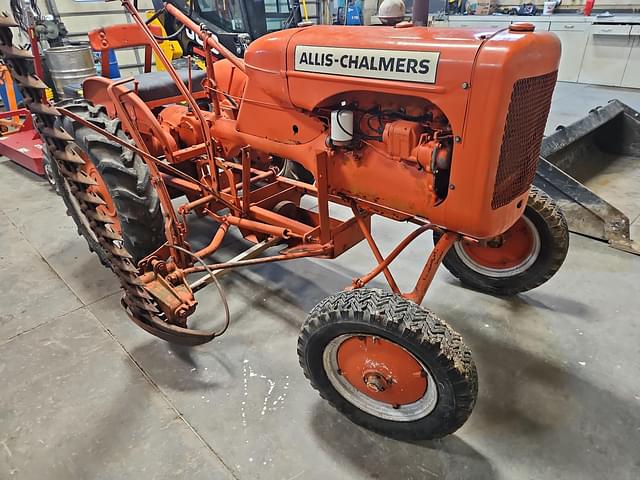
(430, 20, 449, 28)
(448, 20, 509, 29)
(578, 27, 633, 87)
(622, 36, 640, 88)
(551, 28, 589, 82)
(519, 21, 550, 31)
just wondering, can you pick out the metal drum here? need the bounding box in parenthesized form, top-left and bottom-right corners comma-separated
(45, 44, 96, 99)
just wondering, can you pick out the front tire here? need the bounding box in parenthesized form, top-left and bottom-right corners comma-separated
(298, 289, 477, 440)
(434, 186, 569, 296)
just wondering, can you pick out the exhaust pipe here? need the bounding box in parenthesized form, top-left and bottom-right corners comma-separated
(412, 0, 429, 26)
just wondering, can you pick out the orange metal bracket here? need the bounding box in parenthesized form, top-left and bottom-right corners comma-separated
(88, 23, 163, 78)
(351, 205, 400, 294)
(352, 224, 459, 305)
(352, 224, 433, 289)
(0, 65, 19, 126)
(403, 231, 458, 304)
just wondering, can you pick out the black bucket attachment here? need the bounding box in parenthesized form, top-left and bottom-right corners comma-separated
(534, 100, 640, 255)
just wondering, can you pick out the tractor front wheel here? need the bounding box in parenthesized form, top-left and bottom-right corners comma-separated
(434, 186, 569, 296)
(298, 289, 477, 440)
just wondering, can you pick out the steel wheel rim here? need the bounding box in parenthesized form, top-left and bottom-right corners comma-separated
(323, 334, 438, 422)
(455, 215, 541, 278)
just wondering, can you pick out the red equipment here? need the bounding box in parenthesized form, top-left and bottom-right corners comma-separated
(0, 107, 45, 174)
(0, 1, 569, 440)
(0, 64, 45, 175)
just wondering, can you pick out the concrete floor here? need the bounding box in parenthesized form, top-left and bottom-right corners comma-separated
(1, 82, 640, 480)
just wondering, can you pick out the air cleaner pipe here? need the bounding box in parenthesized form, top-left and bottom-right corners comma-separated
(164, 2, 246, 73)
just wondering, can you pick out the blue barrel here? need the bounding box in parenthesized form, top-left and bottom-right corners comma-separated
(0, 79, 23, 111)
(95, 49, 121, 79)
(106, 50, 121, 78)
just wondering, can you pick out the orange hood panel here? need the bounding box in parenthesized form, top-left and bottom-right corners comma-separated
(284, 25, 485, 111)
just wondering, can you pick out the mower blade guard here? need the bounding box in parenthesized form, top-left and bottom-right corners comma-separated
(534, 100, 640, 255)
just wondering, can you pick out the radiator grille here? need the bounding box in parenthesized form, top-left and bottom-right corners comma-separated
(492, 71, 557, 209)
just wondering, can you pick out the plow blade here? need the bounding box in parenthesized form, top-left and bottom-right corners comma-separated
(534, 100, 640, 255)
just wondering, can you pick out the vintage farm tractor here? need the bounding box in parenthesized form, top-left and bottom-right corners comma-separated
(0, 1, 569, 439)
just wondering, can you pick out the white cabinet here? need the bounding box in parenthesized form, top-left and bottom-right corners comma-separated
(431, 19, 449, 28)
(443, 16, 640, 89)
(578, 25, 633, 86)
(523, 21, 551, 31)
(551, 23, 589, 82)
(448, 20, 510, 29)
(622, 29, 640, 88)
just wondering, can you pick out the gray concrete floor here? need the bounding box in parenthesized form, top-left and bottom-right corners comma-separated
(1, 82, 640, 480)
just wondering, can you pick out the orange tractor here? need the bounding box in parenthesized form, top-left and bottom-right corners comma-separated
(0, 1, 569, 439)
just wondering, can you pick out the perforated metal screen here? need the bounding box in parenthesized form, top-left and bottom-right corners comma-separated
(492, 71, 557, 210)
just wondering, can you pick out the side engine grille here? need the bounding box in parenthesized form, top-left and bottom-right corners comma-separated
(492, 71, 557, 209)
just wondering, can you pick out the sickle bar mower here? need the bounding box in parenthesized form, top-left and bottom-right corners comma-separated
(0, 1, 570, 439)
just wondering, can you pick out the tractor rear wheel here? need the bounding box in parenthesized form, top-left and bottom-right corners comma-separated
(273, 157, 314, 184)
(434, 186, 569, 296)
(298, 289, 477, 440)
(55, 100, 165, 266)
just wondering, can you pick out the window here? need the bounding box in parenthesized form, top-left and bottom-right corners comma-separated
(197, 0, 246, 33)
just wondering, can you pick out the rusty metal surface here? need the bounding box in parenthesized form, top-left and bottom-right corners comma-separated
(404, 231, 458, 304)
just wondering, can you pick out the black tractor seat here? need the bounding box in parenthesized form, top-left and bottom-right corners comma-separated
(130, 69, 207, 103)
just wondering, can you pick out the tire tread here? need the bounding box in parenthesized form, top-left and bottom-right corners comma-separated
(298, 289, 477, 440)
(55, 100, 164, 264)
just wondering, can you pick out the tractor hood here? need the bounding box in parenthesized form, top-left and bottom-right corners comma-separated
(284, 25, 485, 110)
(241, 24, 490, 121)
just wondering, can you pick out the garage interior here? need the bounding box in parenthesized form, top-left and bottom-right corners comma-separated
(1, 0, 640, 479)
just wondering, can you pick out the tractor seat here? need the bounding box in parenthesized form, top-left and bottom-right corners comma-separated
(130, 69, 207, 103)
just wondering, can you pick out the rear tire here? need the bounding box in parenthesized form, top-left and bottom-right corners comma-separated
(298, 289, 477, 440)
(56, 100, 165, 266)
(434, 186, 569, 296)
